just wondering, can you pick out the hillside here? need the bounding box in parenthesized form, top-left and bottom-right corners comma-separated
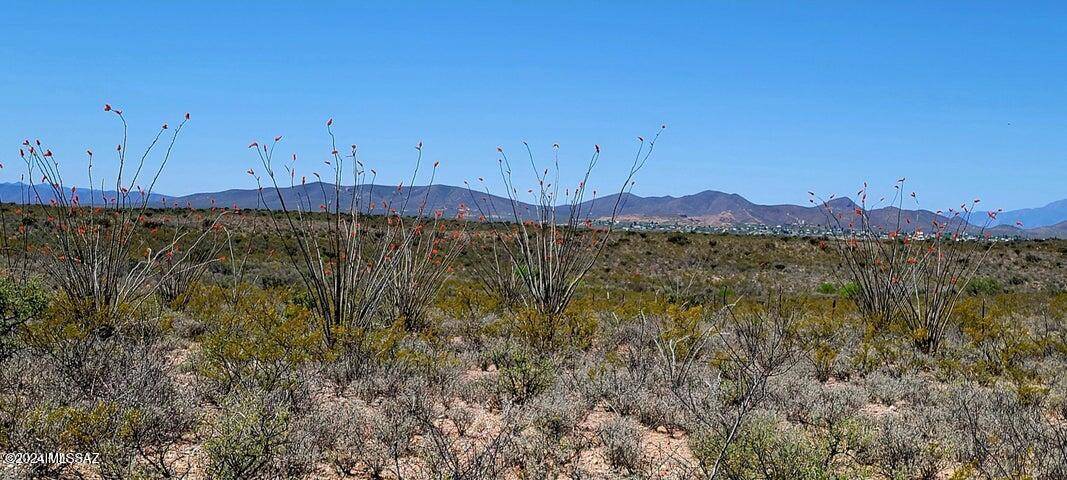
(2, 181, 1062, 238)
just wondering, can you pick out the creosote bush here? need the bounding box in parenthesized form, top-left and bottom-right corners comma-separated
(0, 276, 48, 360)
(189, 284, 321, 399)
(204, 388, 314, 480)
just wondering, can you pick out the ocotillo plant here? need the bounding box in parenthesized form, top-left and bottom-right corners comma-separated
(154, 202, 227, 308)
(250, 120, 395, 348)
(896, 198, 998, 353)
(385, 144, 469, 331)
(813, 179, 997, 353)
(469, 126, 665, 334)
(811, 183, 908, 327)
(472, 233, 523, 310)
(21, 106, 218, 320)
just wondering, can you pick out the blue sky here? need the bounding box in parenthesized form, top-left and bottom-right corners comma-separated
(2, 2, 1065, 210)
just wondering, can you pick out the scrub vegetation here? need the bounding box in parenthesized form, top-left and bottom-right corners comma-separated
(2, 109, 1066, 479)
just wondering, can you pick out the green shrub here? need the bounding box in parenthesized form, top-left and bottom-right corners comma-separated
(839, 282, 860, 299)
(810, 279, 862, 298)
(816, 282, 839, 295)
(492, 343, 556, 404)
(204, 390, 311, 480)
(965, 277, 1001, 296)
(192, 285, 321, 398)
(691, 413, 829, 480)
(508, 303, 599, 351)
(0, 276, 49, 358)
(0, 276, 49, 323)
(795, 312, 851, 382)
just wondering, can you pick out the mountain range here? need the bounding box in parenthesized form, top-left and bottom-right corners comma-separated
(1, 182, 1064, 238)
(993, 198, 1067, 229)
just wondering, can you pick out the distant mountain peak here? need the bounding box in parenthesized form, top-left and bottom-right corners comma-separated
(0, 182, 1063, 238)
(995, 197, 1067, 229)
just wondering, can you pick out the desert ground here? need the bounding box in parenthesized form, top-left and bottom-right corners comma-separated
(1, 194, 1065, 479)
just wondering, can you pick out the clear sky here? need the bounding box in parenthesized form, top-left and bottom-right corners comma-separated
(2, 1, 1065, 210)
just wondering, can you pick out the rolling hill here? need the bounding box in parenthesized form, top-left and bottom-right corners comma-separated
(1, 182, 1062, 238)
